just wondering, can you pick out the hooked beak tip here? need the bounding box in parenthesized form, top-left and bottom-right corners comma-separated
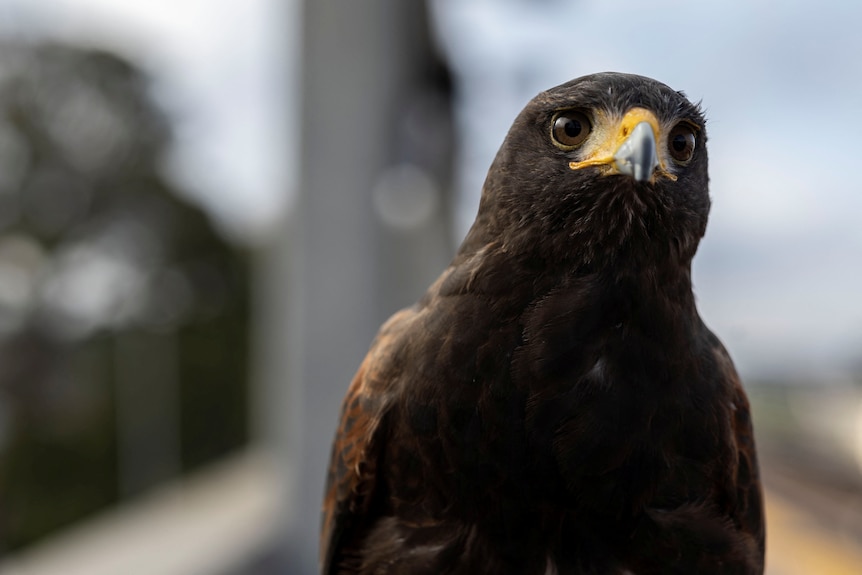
(613, 121, 658, 183)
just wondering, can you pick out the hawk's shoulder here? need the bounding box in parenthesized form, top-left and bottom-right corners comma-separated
(320, 306, 417, 574)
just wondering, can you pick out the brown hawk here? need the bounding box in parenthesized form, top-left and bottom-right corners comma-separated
(321, 72, 765, 575)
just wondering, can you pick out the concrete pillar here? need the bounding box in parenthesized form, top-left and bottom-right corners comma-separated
(254, 1, 452, 572)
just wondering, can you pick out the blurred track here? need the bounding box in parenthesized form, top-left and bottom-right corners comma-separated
(763, 459, 862, 574)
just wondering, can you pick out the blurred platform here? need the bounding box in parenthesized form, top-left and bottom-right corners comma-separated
(0, 449, 285, 575)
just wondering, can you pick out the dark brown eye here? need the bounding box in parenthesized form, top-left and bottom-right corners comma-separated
(552, 111, 591, 148)
(668, 123, 696, 163)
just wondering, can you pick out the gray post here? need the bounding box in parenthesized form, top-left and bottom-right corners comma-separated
(254, 1, 452, 573)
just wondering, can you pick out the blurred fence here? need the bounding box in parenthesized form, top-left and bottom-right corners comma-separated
(0, 41, 250, 554)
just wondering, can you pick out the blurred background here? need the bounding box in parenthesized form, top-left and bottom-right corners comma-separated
(0, 1, 860, 574)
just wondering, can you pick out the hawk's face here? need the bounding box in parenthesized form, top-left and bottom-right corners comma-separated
(475, 72, 710, 267)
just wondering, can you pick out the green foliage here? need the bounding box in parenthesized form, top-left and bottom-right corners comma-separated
(0, 43, 251, 551)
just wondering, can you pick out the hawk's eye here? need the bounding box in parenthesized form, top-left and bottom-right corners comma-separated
(668, 123, 696, 163)
(552, 111, 591, 149)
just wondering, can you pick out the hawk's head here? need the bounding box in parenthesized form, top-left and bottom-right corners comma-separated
(467, 72, 710, 268)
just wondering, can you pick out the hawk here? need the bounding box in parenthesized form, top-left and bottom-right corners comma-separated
(321, 72, 765, 574)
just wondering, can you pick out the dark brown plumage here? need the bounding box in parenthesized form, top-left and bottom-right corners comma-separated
(321, 72, 765, 575)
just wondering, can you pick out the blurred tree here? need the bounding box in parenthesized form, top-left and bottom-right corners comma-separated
(0, 42, 250, 551)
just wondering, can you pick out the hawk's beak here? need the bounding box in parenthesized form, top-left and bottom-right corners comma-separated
(613, 121, 657, 183)
(568, 107, 675, 183)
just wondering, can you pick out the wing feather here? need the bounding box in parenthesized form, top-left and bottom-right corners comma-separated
(713, 338, 766, 571)
(320, 308, 414, 574)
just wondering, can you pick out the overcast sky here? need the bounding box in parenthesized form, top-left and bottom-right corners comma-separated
(0, 0, 860, 379)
